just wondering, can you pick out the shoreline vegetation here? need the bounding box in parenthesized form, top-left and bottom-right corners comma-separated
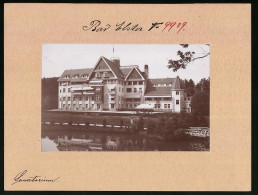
(42, 111, 209, 143)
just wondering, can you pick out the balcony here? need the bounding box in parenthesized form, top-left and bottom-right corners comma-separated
(124, 93, 142, 98)
(109, 99, 115, 103)
(154, 108, 172, 112)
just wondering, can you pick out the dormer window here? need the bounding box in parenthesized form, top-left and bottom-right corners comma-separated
(72, 74, 79, 79)
(81, 74, 88, 78)
(63, 75, 70, 79)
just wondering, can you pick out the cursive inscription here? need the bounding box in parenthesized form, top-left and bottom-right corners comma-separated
(12, 170, 60, 185)
(82, 20, 187, 33)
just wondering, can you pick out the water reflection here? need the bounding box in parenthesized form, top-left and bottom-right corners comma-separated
(42, 129, 209, 151)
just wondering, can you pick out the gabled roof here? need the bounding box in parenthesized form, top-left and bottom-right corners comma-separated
(148, 78, 176, 86)
(124, 67, 145, 80)
(144, 77, 182, 96)
(102, 57, 125, 79)
(57, 68, 93, 82)
(145, 86, 173, 96)
(120, 66, 133, 76)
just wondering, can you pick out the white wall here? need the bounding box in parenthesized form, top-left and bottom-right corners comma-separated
(172, 90, 181, 113)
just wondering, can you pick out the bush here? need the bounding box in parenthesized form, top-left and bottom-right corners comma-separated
(137, 116, 144, 131)
(158, 117, 165, 130)
(102, 119, 106, 128)
(147, 120, 156, 134)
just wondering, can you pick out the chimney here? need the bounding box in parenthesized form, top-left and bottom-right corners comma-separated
(111, 57, 120, 67)
(144, 64, 149, 79)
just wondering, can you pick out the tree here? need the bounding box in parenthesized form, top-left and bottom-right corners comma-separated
(191, 91, 209, 116)
(196, 78, 210, 92)
(168, 44, 210, 72)
(185, 79, 195, 96)
(42, 77, 59, 111)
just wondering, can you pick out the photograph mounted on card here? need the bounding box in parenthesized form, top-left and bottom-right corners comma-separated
(4, 3, 251, 191)
(42, 44, 210, 152)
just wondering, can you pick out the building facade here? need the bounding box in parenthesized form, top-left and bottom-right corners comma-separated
(57, 56, 190, 113)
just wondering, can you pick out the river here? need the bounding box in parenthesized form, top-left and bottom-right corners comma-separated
(42, 128, 209, 152)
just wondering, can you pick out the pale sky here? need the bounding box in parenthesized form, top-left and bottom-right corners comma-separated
(42, 44, 209, 84)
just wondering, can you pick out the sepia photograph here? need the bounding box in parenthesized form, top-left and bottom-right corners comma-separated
(41, 44, 210, 152)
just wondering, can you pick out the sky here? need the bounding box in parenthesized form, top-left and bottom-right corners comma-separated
(42, 44, 210, 84)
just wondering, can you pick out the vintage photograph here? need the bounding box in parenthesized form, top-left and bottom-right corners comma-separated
(41, 44, 210, 151)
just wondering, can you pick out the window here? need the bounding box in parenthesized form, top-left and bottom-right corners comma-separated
(111, 97, 115, 101)
(68, 97, 71, 101)
(63, 88, 66, 93)
(133, 81, 137, 85)
(164, 97, 171, 101)
(128, 81, 132, 85)
(164, 104, 167, 108)
(139, 88, 142, 93)
(127, 88, 132, 93)
(111, 104, 115, 109)
(122, 88, 124, 92)
(95, 72, 100, 78)
(127, 104, 131, 108)
(86, 104, 88, 108)
(79, 96, 82, 101)
(168, 104, 171, 108)
(176, 91, 179, 95)
(68, 88, 70, 93)
(72, 74, 79, 79)
(139, 81, 143, 85)
(103, 72, 108, 78)
(63, 97, 66, 101)
(134, 88, 137, 92)
(85, 96, 88, 101)
(96, 87, 101, 92)
(81, 74, 88, 78)
(176, 100, 179, 105)
(96, 95, 101, 101)
(60, 98, 61, 101)
(154, 104, 161, 108)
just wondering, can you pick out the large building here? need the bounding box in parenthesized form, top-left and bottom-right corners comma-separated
(57, 56, 190, 113)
